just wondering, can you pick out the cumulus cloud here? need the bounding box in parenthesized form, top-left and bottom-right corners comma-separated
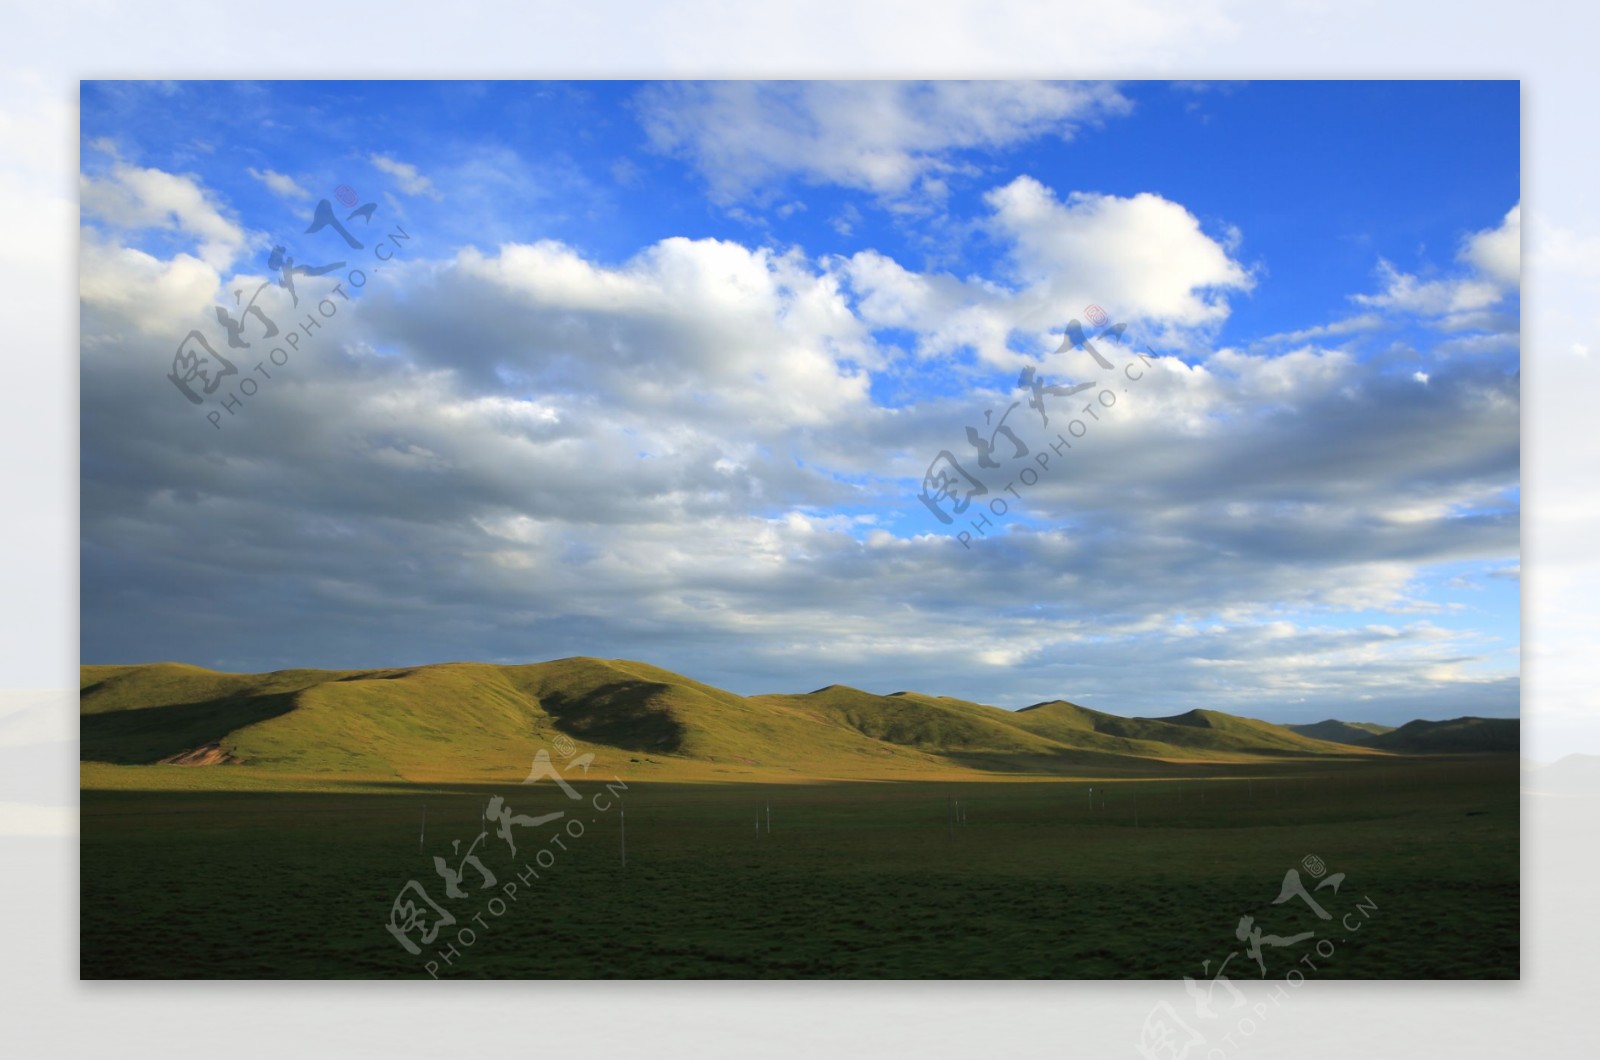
(382, 235, 878, 431)
(638, 80, 1132, 202)
(1461, 203, 1520, 288)
(78, 238, 220, 336)
(80, 161, 246, 269)
(77, 160, 1517, 727)
(840, 248, 1014, 364)
(985, 176, 1254, 328)
(835, 177, 1254, 371)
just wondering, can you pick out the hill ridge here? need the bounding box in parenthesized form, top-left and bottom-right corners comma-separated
(80, 658, 1515, 780)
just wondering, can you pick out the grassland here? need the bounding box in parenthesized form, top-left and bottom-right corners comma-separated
(79, 660, 1520, 979)
(80, 658, 1412, 782)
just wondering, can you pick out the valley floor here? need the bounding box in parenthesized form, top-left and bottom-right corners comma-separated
(79, 755, 1519, 978)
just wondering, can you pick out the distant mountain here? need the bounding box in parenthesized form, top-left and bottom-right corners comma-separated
(1017, 702, 1357, 759)
(1365, 717, 1519, 754)
(82, 659, 1497, 781)
(1286, 720, 1394, 747)
(1289, 717, 1518, 754)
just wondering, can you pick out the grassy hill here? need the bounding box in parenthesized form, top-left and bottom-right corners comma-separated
(1364, 716, 1519, 754)
(1004, 701, 1361, 761)
(1286, 719, 1394, 746)
(1286, 717, 1516, 754)
(82, 657, 1437, 784)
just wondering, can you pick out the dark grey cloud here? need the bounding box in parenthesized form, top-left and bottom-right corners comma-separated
(79, 179, 1518, 729)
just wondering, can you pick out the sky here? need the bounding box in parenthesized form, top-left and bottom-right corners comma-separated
(77, 79, 1521, 727)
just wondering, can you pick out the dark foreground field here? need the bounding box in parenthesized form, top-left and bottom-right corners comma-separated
(80, 756, 1517, 979)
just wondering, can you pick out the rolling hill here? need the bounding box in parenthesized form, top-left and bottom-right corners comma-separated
(1287, 719, 1394, 746)
(1363, 716, 1520, 754)
(1290, 716, 1518, 754)
(80, 657, 1509, 783)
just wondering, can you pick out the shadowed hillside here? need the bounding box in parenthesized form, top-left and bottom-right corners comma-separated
(79, 657, 1491, 783)
(1287, 715, 1517, 754)
(1287, 719, 1394, 746)
(1364, 716, 1519, 754)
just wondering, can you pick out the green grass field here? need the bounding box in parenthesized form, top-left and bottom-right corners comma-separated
(80, 754, 1518, 979)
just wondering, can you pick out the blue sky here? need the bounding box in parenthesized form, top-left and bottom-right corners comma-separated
(78, 80, 1520, 726)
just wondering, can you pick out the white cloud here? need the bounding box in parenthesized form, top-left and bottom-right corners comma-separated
(1258, 313, 1385, 346)
(831, 203, 862, 237)
(1357, 259, 1501, 316)
(75, 168, 1515, 730)
(432, 235, 877, 427)
(370, 153, 441, 199)
(78, 237, 220, 335)
(79, 161, 246, 269)
(639, 81, 1132, 202)
(1354, 204, 1520, 330)
(1461, 203, 1520, 288)
(985, 176, 1255, 328)
(246, 166, 310, 200)
(841, 249, 1013, 362)
(834, 178, 1253, 370)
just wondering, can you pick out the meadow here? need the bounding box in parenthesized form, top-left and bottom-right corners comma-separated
(80, 754, 1518, 979)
